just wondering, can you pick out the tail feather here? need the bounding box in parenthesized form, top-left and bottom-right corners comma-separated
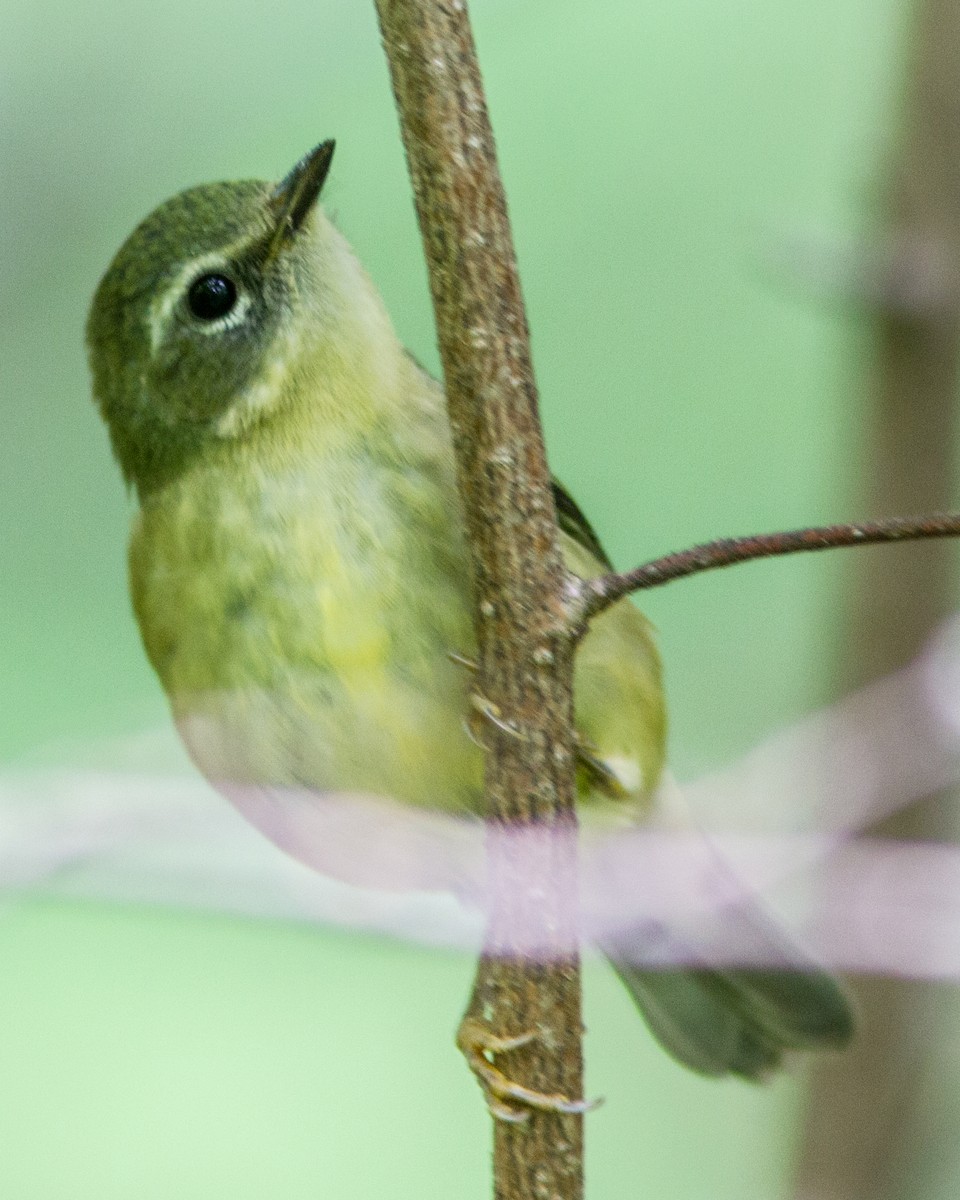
(608, 962, 775, 1078)
(602, 907, 854, 1080)
(704, 966, 855, 1050)
(608, 957, 853, 1080)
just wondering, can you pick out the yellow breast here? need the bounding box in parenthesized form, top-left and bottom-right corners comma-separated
(129, 442, 483, 815)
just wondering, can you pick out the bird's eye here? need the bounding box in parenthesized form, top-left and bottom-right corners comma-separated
(187, 273, 238, 321)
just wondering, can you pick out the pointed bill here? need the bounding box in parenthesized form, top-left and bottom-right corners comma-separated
(264, 139, 336, 260)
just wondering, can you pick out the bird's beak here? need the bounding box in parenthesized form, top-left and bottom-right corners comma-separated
(263, 139, 336, 261)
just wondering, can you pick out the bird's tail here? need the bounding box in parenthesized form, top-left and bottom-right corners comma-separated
(601, 908, 854, 1079)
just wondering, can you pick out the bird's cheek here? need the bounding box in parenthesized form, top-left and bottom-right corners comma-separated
(148, 352, 235, 427)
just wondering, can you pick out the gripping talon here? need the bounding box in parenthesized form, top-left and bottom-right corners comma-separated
(457, 1017, 599, 1121)
(487, 1096, 531, 1123)
(462, 716, 490, 751)
(449, 652, 526, 742)
(470, 693, 526, 741)
(452, 653, 617, 784)
(574, 732, 629, 798)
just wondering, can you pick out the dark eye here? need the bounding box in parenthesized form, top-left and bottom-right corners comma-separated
(187, 273, 238, 320)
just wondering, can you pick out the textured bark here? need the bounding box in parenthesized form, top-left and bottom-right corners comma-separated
(794, 4, 960, 1198)
(373, 3, 585, 1197)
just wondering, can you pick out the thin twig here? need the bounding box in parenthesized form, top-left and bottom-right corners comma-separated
(579, 512, 960, 623)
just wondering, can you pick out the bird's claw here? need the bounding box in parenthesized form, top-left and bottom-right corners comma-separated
(447, 650, 478, 672)
(470, 692, 526, 741)
(449, 652, 620, 791)
(457, 1016, 599, 1123)
(449, 651, 527, 746)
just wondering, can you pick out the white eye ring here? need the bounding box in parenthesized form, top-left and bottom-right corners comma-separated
(148, 252, 252, 350)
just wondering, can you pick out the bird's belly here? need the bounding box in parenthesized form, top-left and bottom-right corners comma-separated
(131, 499, 483, 820)
(171, 656, 482, 814)
(129, 470, 665, 871)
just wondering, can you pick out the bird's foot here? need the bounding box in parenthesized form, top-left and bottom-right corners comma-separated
(469, 692, 526, 741)
(456, 1016, 599, 1123)
(448, 651, 527, 747)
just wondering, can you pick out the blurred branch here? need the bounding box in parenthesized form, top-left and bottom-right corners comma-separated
(10, 608, 960, 968)
(795, 4, 960, 1198)
(373, 0, 586, 1195)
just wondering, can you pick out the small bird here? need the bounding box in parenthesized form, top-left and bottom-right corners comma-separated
(87, 140, 853, 1081)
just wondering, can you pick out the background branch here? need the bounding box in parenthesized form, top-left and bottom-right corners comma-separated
(795, 2, 960, 1195)
(374, 1, 585, 1196)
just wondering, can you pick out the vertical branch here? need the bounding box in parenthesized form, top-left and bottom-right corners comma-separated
(795, 5, 960, 1198)
(374, 2, 585, 1197)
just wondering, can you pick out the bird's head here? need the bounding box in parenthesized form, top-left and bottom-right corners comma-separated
(87, 141, 394, 494)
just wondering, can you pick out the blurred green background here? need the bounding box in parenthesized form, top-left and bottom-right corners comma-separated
(0, 0, 925, 1196)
